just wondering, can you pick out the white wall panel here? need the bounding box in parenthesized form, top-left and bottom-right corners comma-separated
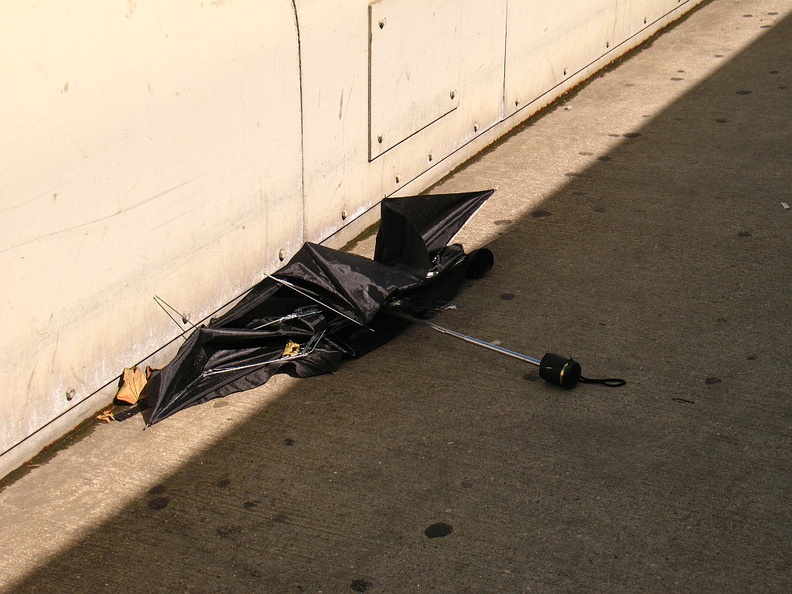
(369, 0, 461, 159)
(505, 1, 617, 116)
(299, 0, 508, 244)
(504, 0, 700, 117)
(0, 1, 303, 469)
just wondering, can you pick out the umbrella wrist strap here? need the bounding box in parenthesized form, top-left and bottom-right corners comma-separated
(579, 375, 627, 387)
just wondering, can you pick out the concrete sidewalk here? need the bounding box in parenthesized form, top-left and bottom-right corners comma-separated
(2, 1, 791, 592)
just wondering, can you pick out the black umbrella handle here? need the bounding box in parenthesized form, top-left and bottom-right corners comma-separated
(539, 353, 626, 388)
(538, 353, 581, 388)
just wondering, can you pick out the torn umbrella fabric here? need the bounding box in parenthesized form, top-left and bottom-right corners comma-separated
(142, 189, 494, 425)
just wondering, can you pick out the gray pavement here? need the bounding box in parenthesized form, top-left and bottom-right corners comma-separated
(2, 1, 791, 592)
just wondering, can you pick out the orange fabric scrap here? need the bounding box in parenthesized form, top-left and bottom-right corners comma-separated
(115, 365, 148, 405)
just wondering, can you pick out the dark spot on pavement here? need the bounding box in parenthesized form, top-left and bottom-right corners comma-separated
(523, 372, 539, 382)
(593, 206, 606, 213)
(737, 230, 752, 237)
(244, 500, 261, 508)
(743, 14, 753, 18)
(705, 376, 722, 385)
(148, 484, 167, 495)
(531, 210, 552, 218)
(272, 513, 288, 523)
(715, 118, 729, 123)
(598, 156, 612, 161)
(217, 478, 231, 488)
(608, 133, 621, 137)
(579, 151, 594, 156)
(735, 90, 752, 95)
(461, 481, 474, 488)
(673, 398, 695, 404)
(623, 132, 641, 138)
(747, 354, 758, 361)
(425, 522, 453, 538)
(350, 578, 372, 592)
(493, 219, 512, 226)
(216, 525, 241, 538)
(500, 293, 516, 300)
(671, 77, 684, 81)
(717, 317, 728, 323)
(148, 497, 170, 510)
(770, 70, 780, 74)
(284, 438, 295, 446)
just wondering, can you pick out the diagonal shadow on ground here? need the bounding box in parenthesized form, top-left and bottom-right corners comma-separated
(4, 5, 792, 593)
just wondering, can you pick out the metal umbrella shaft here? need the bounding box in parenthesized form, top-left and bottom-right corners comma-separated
(387, 309, 542, 366)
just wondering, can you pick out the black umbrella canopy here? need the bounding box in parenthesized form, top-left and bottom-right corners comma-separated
(375, 189, 493, 272)
(143, 189, 495, 425)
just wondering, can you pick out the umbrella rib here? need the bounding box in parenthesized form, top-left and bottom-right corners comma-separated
(250, 306, 323, 330)
(203, 350, 328, 376)
(203, 330, 331, 376)
(266, 274, 365, 327)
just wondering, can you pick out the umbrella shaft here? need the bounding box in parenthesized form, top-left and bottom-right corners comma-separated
(389, 310, 541, 367)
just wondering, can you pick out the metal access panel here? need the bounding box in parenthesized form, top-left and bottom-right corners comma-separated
(369, 0, 461, 160)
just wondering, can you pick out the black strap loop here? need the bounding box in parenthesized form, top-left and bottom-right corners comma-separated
(579, 376, 627, 387)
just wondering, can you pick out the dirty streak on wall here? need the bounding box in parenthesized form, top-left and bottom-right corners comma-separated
(0, 0, 703, 478)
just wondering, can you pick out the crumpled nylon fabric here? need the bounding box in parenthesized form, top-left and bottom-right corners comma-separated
(143, 189, 495, 425)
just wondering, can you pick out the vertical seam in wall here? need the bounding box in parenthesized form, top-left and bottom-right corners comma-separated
(291, 0, 307, 244)
(367, 4, 374, 163)
(501, 0, 509, 118)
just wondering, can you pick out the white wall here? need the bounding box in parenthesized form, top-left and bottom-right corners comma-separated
(1, 1, 304, 473)
(0, 0, 704, 478)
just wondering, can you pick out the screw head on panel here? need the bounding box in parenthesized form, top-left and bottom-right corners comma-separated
(66, 388, 75, 401)
(341, 210, 348, 220)
(450, 89, 456, 100)
(278, 249, 286, 262)
(379, 17, 386, 29)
